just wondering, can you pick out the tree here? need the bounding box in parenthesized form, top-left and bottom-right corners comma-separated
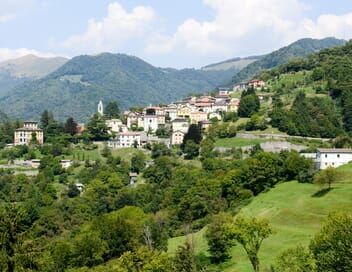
(200, 138, 215, 159)
(64, 117, 78, 136)
(310, 212, 352, 272)
(40, 110, 54, 129)
(105, 101, 120, 119)
(101, 144, 112, 158)
(151, 143, 171, 159)
(131, 152, 146, 173)
(87, 113, 109, 141)
(71, 231, 107, 267)
(342, 91, 352, 133)
(183, 124, 202, 145)
(0, 204, 36, 272)
(238, 94, 260, 117)
(205, 213, 235, 263)
(274, 245, 316, 272)
(231, 215, 273, 272)
(183, 140, 200, 160)
(173, 241, 197, 272)
(314, 167, 339, 190)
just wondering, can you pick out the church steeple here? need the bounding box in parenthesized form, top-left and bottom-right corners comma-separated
(98, 100, 104, 115)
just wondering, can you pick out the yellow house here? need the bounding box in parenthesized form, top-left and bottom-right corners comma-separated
(177, 105, 192, 118)
(190, 111, 208, 124)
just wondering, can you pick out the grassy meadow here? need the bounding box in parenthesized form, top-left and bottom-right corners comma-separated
(168, 164, 352, 271)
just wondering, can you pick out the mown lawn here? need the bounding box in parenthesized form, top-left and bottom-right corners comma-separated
(215, 137, 267, 148)
(168, 164, 352, 271)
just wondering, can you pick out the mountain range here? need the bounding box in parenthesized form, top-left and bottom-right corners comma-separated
(0, 37, 346, 122)
(0, 53, 235, 121)
(231, 37, 346, 84)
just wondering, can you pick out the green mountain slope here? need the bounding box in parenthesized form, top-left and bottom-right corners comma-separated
(231, 37, 346, 84)
(0, 53, 233, 121)
(0, 54, 68, 97)
(168, 164, 352, 272)
(0, 110, 8, 123)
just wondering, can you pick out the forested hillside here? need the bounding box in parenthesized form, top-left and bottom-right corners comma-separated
(0, 53, 234, 121)
(231, 37, 345, 84)
(0, 110, 8, 123)
(259, 40, 352, 138)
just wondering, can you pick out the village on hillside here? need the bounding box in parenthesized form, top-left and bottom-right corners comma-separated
(7, 77, 352, 175)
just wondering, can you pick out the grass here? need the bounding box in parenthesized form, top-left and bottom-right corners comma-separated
(66, 143, 150, 162)
(168, 164, 352, 272)
(215, 137, 267, 148)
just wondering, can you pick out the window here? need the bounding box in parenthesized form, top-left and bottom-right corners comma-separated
(337, 154, 340, 158)
(325, 154, 328, 158)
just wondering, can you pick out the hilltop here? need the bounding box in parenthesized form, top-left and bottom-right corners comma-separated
(0, 54, 68, 97)
(231, 37, 346, 84)
(0, 53, 234, 121)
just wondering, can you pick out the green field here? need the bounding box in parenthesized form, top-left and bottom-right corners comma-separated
(215, 137, 267, 148)
(66, 144, 150, 162)
(168, 164, 352, 271)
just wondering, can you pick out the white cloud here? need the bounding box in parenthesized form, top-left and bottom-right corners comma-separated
(0, 14, 15, 23)
(0, 0, 36, 22)
(62, 2, 155, 53)
(145, 0, 352, 59)
(0, 48, 57, 62)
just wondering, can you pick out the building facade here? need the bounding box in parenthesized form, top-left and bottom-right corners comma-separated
(108, 132, 146, 148)
(172, 118, 189, 134)
(316, 148, 352, 169)
(14, 122, 44, 146)
(171, 131, 185, 145)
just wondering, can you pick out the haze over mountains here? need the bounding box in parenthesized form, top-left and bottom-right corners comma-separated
(0, 55, 68, 97)
(0, 37, 346, 121)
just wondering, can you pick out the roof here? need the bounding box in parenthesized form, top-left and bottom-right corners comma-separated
(118, 132, 143, 136)
(172, 118, 188, 123)
(129, 172, 138, 177)
(318, 148, 352, 154)
(172, 130, 186, 134)
(200, 120, 212, 124)
(16, 127, 43, 132)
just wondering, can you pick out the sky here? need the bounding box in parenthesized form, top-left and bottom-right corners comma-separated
(0, 0, 352, 68)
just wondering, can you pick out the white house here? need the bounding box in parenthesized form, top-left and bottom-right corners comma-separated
(171, 131, 185, 145)
(60, 160, 73, 169)
(316, 148, 352, 169)
(212, 101, 228, 113)
(144, 115, 159, 133)
(172, 118, 189, 134)
(108, 132, 146, 148)
(165, 105, 178, 121)
(105, 119, 127, 133)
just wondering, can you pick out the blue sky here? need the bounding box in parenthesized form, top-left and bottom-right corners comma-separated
(0, 0, 352, 68)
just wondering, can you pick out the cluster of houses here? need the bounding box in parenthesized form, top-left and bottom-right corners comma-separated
(11, 82, 352, 171)
(106, 90, 240, 147)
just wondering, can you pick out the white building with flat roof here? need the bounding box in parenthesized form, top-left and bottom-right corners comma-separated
(172, 118, 189, 134)
(108, 132, 147, 149)
(316, 148, 352, 169)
